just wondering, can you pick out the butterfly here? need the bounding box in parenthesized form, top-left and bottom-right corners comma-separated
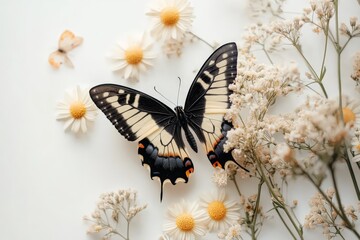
(90, 42, 246, 200)
(48, 30, 83, 68)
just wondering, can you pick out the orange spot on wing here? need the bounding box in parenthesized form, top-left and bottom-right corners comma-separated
(212, 161, 222, 168)
(186, 168, 194, 178)
(138, 143, 145, 149)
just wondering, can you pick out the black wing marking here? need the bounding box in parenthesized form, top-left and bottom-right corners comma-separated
(90, 84, 176, 141)
(184, 43, 245, 170)
(90, 84, 194, 200)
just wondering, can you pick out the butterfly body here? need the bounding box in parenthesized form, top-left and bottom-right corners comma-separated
(174, 106, 198, 153)
(90, 42, 245, 200)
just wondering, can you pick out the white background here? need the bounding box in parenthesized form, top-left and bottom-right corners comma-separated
(1, 0, 360, 239)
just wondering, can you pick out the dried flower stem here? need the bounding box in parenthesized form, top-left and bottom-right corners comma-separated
(254, 156, 304, 240)
(333, 0, 360, 191)
(250, 179, 264, 240)
(298, 162, 360, 238)
(329, 162, 360, 238)
(187, 31, 216, 50)
(343, 150, 360, 200)
(293, 43, 328, 98)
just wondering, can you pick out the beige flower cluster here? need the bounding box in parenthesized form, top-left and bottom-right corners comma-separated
(304, 188, 359, 239)
(84, 189, 147, 240)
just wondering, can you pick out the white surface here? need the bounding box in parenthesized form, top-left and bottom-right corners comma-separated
(1, 0, 360, 239)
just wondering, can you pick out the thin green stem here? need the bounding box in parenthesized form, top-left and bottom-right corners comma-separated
(319, 21, 330, 80)
(127, 220, 130, 240)
(250, 180, 264, 239)
(255, 157, 303, 239)
(232, 177, 242, 196)
(261, 44, 274, 65)
(273, 204, 298, 240)
(329, 163, 360, 238)
(344, 149, 360, 200)
(293, 43, 328, 98)
(298, 163, 360, 238)
(111, 229, 127, 240)
(187, 31, 215, 50)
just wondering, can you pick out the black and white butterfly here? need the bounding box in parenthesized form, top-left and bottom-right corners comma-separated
(90, 42, 245, 200)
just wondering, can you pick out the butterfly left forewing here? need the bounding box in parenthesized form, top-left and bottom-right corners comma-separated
(184, 42, 243, 169)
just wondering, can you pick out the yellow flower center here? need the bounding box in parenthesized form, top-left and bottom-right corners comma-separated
(160, 7, 180, 26)
(208, 201, 227, 221)
(70, 101, 86, 119)
(176, 213, 195, 231)
(125, 46, 143, 65)
(342, 107, 356, 124)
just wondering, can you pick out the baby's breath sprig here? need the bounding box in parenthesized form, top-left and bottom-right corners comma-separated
(84, 189, 147, 240)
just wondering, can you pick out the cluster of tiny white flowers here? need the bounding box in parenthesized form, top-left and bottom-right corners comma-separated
(247, 0, 286, 19)
(84, 189, 147, 239)
(240, 23, 284, 55)
(226, 53, 301, 122)
(284, 96, 349, 156)
(304, 188, 358, 239)
(217, 223, 242, 240)
(272, 17, 304, 44)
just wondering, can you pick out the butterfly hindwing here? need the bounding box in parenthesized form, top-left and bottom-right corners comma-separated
(90, 84, 194, 200)
(184, 42, 240, 169)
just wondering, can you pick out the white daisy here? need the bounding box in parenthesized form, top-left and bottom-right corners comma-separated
(200, 190, 241, 232)
(146, 0, 194, 41)
(110, 33, 156, 80)
(56, 85, 97, 133)
(163, 200, 207, 240)
(342, 97, 360, 128)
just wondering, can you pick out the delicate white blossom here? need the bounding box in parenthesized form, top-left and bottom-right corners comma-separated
(163, 200, 207, 240)
(56, 85, 97, 133)
(109, 33, 156, 80)
(146, 0, 194, 41)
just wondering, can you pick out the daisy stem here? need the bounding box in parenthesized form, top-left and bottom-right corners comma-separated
(187, 31, 215, 50)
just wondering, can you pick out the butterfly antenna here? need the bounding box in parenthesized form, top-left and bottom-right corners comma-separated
(177, 77, 182, 106)
(154, 86, 176, 107)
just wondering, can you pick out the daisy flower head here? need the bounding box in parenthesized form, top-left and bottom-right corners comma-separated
(200, 189, 241, 232)
(163, 200, 207, 240)
(110, 33, 156, 81)
(56, 85, 97, 133)
(342, 96, 360, 128)
(146, 0, 194, 41)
